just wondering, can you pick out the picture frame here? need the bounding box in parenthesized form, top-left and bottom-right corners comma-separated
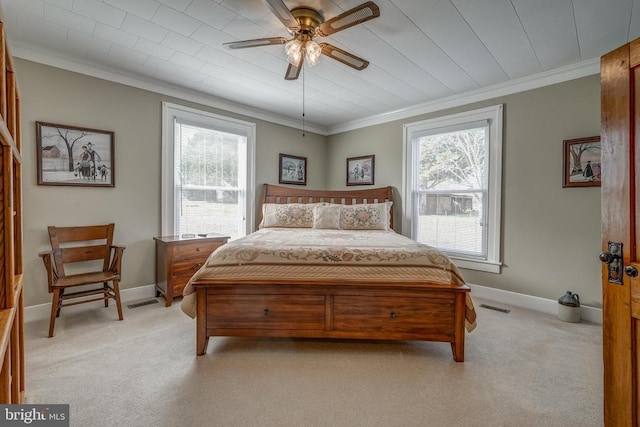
(563, 136, 601, 188)
(279, 153, 307, 185)
(346, 155, 375, 186)
(36, 121, 115, 187)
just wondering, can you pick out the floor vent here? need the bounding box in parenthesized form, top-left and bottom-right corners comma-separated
(479, 303, 510, 313)
(127, 299, 159, 309)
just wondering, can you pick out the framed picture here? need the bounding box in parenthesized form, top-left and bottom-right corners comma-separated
(563, 136, 601, 188)
(36, 122, 115, 187)
(279, 153, 307, 185)
(346, 155, 375, 186)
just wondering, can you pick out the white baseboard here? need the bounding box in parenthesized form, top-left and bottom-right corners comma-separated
(25, 284, 158, 323)
(468, 283, 602, 324)
(24, 283, 603, 325)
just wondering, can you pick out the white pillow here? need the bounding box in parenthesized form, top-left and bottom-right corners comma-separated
(312, 204, 342, 229)
(259, 203, 318, 228)
(340, 201, 392, 231)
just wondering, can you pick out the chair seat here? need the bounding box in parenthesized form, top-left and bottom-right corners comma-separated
(52, 271, 120, 288)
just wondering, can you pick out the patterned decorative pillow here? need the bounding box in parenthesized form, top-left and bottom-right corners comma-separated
(340, 202, 392, 230)
(259, 203, 318, 228)
(312, 204, 342, 229)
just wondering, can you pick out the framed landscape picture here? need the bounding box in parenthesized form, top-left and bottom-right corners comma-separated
(279, 153, 307, 185)
(346, 155, 375, 186)
(563, 136, 601, 188)
(36, 121, 115, 187)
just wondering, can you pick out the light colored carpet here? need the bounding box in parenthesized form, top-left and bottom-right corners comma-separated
(24, 297, 602, 427)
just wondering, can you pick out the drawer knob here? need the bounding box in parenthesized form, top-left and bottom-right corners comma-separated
(263, 308, 269, 316)
(196, 247, 201, 252)
(390, 312, 397, 319)
(195, 263, 202, 268)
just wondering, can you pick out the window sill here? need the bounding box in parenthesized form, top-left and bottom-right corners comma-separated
(450, 256, 502, 274)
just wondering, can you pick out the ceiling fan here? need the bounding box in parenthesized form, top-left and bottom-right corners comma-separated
(223, 0, 380, 80)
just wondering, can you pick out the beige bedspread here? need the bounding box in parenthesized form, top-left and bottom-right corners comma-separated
(181, 228, 477, 331)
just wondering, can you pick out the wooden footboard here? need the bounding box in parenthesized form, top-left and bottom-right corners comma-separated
(194, 282, 470, 362)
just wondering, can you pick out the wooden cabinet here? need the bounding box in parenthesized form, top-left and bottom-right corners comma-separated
(0, 17, 24, 403)
(154, 234, 228, 306)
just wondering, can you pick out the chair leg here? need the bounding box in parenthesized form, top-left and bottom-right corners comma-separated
(103, 282, 109, 307)
(56, 289, 64, 318)
(49, 289, 61, 338)
(113, 280, 123, 321)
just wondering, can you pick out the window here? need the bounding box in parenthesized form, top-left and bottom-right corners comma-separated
(403, 105, 503, 273)
(161, 102, 255, 240)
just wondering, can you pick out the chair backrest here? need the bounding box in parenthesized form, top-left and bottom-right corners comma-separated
(47, 223, 115, 278)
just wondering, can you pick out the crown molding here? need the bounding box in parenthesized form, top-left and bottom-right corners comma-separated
(326, 57, 601, 135)
(13, 39, 600, 137)
(11, 42, 329, 135)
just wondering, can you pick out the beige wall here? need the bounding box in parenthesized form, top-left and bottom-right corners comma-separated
(327, 75, 602, 307)
(17, 57, 601, 309)
(17, 58, 326, 307)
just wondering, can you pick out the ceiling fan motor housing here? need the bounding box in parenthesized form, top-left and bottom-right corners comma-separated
(291, 7, 323, 35)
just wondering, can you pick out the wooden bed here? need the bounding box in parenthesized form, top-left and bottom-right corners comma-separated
(189, 184, 474, 362)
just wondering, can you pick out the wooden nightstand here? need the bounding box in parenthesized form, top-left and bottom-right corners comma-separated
(154, 234, 229, 306)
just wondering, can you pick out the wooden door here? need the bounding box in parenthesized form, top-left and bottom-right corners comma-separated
(601, 39, 640, 426)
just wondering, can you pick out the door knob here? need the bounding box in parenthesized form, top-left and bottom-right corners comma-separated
(625, 265, 638, 278)
(599, 252, 613, 263)
(599, 251, 620, 264)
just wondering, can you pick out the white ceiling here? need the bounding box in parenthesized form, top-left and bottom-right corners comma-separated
(1, 0, 635, 134)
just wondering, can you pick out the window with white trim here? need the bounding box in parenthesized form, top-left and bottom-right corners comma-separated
(403, 105, 503, 273)
(161, 102, 255, 240)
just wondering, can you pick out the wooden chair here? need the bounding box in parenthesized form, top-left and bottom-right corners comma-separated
(39, 223, 125, 337)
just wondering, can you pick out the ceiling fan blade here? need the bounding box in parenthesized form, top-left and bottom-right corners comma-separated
(264, 0, 300, 30)
(224, 37, 288, 49)
(285, 51, 304, 80)
(319, 43, 369, 70)
(316, 1, 380, 37)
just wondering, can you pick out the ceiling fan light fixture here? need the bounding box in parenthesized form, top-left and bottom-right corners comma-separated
(285, 39, 303, 65)
(305, 40, 321, 67)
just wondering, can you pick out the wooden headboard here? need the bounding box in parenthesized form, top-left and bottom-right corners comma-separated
(261, 184, 394, 229)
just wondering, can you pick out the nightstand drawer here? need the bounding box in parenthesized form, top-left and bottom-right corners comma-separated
(171, 240, 224, 259)
(172, 274, 194, 295)
(207, 295, 325, 330)
(172, 259, 205, 280)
